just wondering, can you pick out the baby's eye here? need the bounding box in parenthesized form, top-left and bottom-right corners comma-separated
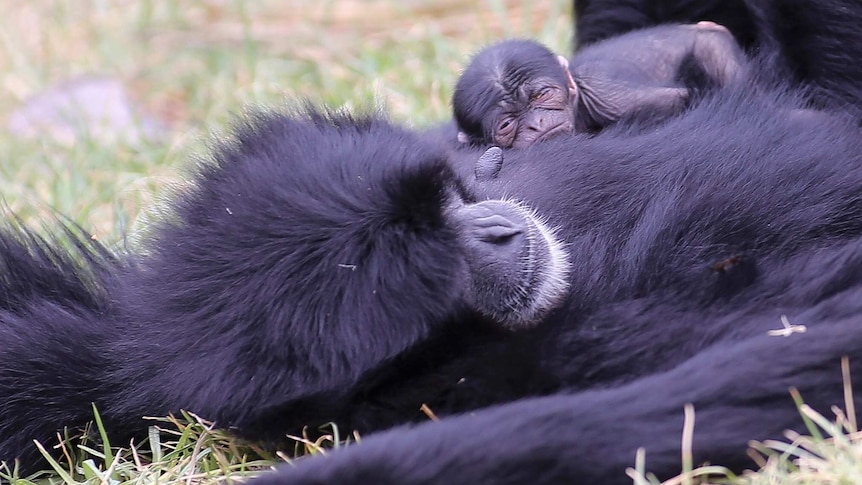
(498, 116, 515, 132)
(535, 87, 556, 102)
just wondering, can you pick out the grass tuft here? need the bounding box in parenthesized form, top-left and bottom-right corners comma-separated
(0, 410, 277, 484)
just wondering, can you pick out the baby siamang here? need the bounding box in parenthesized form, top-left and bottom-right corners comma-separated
(453, 22, 745, 147)
(573, 0, 862, 113)
(2, 72, 862, 485)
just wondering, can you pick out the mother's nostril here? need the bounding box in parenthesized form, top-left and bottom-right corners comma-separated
(456, 200, 529, 244)
(477, 223, 523, 244)
(471, 214, 525, 243)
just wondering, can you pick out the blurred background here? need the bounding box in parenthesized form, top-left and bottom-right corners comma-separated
(0, 0, 572, 243)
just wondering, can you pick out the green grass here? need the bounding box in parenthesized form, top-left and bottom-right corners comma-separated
(0, 410, 279, 484)
(0, 1, 858, 484)
(0, 0, 572, 242)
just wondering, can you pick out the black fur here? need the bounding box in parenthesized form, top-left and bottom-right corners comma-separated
(0, 218, 120, 470)
(3, 78, 862, 484)
(104, 112, 475, 443)
(574, 0, 862, 112)
(255, 84, 862, 483)
(0, 111, 484, 470)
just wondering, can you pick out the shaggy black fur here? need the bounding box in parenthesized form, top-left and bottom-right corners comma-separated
(0, 113, 492, 470)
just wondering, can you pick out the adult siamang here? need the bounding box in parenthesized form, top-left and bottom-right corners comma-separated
(573, 0, 862, 113)
(2, 71, 862, 485)
(250, 80, 862, 485)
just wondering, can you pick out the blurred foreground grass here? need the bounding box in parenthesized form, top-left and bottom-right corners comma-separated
(0, 0, 572, 242)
